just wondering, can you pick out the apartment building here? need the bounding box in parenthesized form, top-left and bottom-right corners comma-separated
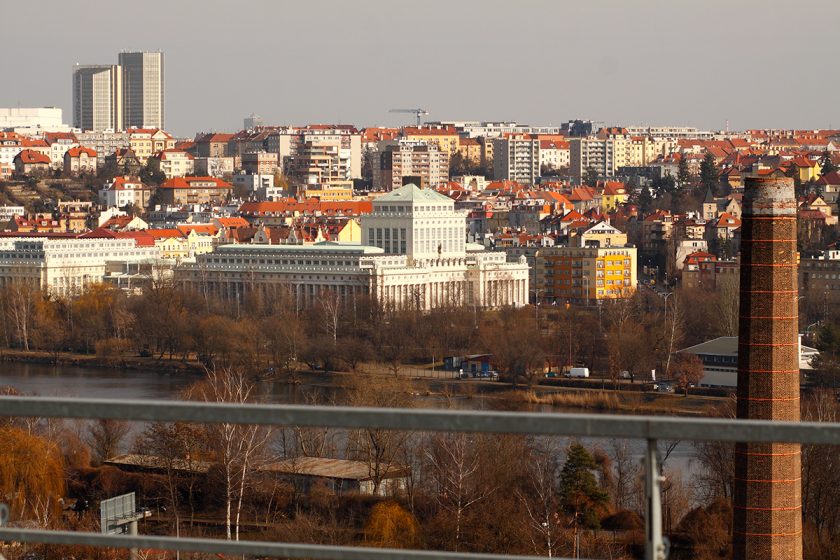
(539, 140, 570, 171)
(157, 176, 232, 205)
(128, 128, 176, 161)
(241, 151, 279, 175)
(72, 64, 123, 131)
(493, 136, 540, 184)
(75, 131, 131, 164)
(119, 51, 165, 129)
(535, 245, 637, 303)
(372, 140, 449, 191)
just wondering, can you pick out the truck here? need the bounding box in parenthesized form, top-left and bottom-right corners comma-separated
(565, 367, 590, 378)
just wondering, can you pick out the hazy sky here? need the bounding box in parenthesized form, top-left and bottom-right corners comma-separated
(3, 0, 838, 137)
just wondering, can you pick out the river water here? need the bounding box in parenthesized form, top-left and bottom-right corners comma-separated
(0, 362, 699, 484)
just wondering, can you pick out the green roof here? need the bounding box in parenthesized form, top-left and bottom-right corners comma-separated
(375, 183, 453, 204)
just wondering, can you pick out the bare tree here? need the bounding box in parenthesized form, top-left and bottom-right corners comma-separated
(609, 440, 635, 511)
(425, 432, 497, 550)
(85, 419, 130, 464)
(189, 367, 272, 541)
(4, 282, 37, 350)
(345, 374, 414, 494)
(516, 445, 564, 557)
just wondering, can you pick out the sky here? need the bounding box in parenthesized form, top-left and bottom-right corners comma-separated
(2, 0, 838, 137)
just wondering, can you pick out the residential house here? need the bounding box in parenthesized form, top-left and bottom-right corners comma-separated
(99, 176, 154, 209)
(600, 181, 629, 212)
(63, 146, 97, 174)
(150, 149, 195, 178)
(13, 149, 51, 175)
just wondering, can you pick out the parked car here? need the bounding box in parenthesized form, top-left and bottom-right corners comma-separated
(545, 372, 560, 378)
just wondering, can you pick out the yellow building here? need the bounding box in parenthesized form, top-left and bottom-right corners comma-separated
(304, 181, 354, 201)
(790, 156, 822, 183)
(401, 127, 460, 155)
(575, 221, 628, 248)
(336, 219, 361, 243)
(600, 181, 630, 212)
(128, 128, 176, 162)
(457, 137, 482, 162)
(535, 245, 636, 303)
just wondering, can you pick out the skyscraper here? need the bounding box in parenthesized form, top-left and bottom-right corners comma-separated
(733, 175, 801, 560)
(118, 51, 164, 129)
(72, 65, 123, 131)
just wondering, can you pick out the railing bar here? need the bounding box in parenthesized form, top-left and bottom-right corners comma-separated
(1, 397, 840, 444)
(0, 528, 564, 560)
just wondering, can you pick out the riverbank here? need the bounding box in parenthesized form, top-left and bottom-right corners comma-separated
(0, 348, 205, 375)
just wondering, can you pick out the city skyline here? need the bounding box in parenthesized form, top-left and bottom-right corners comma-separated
(1, 0, 838, 136)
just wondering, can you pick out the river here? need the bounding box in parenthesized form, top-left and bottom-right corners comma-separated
(0, 362, 699, 485)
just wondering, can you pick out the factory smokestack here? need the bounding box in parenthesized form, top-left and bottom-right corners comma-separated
(733, 175, 801, 560)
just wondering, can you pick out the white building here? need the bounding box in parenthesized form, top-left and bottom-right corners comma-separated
(0, 236, 159, 296)
(539, 140, 570, 171)
(152, 149, 194, 178)
(625, 126, 713, 140)
(232, 173, 274, 192)
(99, 176, 153, 209)
(194, 156, 235, 178)
(177, 184, 529, 310)
(0, 108, 68, 133)
(678, 336, 818, 388)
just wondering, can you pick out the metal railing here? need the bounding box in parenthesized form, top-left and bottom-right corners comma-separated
(2, 396, 840, 560)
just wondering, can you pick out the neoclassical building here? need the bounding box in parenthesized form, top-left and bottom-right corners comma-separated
(177, 184, 529, 310)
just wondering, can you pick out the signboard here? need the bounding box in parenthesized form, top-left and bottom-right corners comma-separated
(100, 492, 136, 535)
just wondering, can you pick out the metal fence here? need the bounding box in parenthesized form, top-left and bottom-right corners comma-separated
(2, 396, 840, 560)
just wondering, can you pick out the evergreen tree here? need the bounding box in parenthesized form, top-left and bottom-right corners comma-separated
(699, 152, 719, 195)
(677, 155, 691, 187)
(559, 443, 609, 530)
(139, 160, 167, 186)
(818, 150, 837, 176)
(638, 185, 654, 214)
(583, 167, 599, 187)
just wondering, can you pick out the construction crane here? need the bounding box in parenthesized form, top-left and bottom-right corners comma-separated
(389, 108, 428, 126)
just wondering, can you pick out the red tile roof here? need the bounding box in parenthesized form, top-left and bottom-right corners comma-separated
(66, 146, 97, 158)
(15, 149, 51, 164)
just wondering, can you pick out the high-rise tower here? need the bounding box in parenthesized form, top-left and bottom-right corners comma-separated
(118, 51, 165, 129)
(733, 175, 801, 559)
(72, 64, 123, 131)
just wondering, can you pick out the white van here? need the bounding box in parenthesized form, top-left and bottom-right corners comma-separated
(565, 367, 590, 378)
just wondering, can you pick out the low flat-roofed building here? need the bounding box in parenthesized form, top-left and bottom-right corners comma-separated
(678, 336, 817, 388)
(105, 454, 410, 496)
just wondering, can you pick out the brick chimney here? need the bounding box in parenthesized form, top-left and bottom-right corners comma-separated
(733, 175, 801, 559)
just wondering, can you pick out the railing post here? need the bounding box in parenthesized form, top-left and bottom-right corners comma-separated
(645, 439, 666, 560)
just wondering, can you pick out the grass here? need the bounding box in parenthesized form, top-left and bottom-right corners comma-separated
(509, 387, 723, 416)
(519, 389, 622, 410)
